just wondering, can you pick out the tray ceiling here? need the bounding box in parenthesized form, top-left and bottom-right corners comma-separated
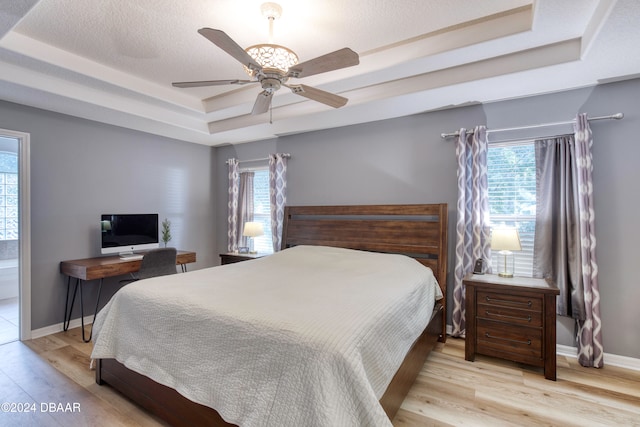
(0, 0, 638, 146)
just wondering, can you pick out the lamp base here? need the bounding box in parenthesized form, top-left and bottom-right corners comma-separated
(498, 249, 515, 278)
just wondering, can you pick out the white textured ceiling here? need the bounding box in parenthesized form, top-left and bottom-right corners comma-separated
(0, 0, 638, 146)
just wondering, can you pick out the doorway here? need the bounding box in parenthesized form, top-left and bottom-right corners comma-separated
(0, 130, 30, 344)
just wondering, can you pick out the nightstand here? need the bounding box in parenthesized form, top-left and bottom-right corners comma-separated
(219, 252, 266, 265)
(464, 273, 560, 380)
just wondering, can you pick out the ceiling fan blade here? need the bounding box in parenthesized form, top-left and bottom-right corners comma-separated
(252, 90, 273, 115)
(172, 79, 254, 88)
(287, 48, 359, 79)
(198, 28, 262, 72)
(289, 84, 348, 108)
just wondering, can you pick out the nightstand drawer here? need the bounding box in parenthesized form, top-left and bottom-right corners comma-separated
(477, 290, 542, 312)
(477, 303, 542, 327)
(477, 319, 542, 359)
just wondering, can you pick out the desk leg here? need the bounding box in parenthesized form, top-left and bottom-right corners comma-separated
(181, 264, 187, 273)
(78, 278, 104, 343)
(88, 278, 104, 342)
(78, 279, 86, 341)
(63, 277, 80, 332)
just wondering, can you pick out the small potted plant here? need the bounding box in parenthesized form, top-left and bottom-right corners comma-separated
(161, 218, 172, 247)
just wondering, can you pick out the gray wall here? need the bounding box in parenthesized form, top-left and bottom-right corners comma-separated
(215, 78, 640, 360)
(2, 77, 637, 359)
(0, 100, 217, 330)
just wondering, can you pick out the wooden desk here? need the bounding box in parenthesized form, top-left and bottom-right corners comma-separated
(61, 250, 196, 342)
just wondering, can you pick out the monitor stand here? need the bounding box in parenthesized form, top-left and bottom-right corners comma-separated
(119, 252, 143, 260)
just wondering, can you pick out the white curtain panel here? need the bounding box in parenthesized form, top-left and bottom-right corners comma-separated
(452, 126, 492, 337)
(269, 153, 289, 252)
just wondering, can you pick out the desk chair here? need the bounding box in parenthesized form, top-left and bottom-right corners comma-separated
(121, 247, 177, 284)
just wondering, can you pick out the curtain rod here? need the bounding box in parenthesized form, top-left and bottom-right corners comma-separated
(225, 153, 291, 164)
(440, 113, 624, 139)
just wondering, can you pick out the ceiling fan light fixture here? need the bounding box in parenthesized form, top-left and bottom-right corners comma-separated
(173, 1, 359, 115)
(244, 44, 298, 76)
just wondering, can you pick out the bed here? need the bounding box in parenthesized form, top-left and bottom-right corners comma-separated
(92, 204, 448, 426)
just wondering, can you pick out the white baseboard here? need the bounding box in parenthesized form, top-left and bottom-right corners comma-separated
(30, 315, 94, 340)
(446, 324, 640, 372)
(446, 324, 453, 336)
(557, 344, 640, 371)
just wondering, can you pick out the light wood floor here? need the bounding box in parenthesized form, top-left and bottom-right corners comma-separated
(1, 327, 639, 426)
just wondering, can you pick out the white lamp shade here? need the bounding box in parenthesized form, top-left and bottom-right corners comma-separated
(243, 222, 264, 238)
(491, 227, 522, 251)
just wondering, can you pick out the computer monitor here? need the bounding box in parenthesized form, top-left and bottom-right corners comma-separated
(100, 214, 159, 255)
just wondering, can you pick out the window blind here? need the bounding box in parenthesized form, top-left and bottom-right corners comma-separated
(251, 169, 274, 253)
(487, 142, 536, 277)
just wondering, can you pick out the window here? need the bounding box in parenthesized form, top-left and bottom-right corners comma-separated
(249, 169, 274, 253)
(0, 152, 18, 241)
(487, 142, 536, 277)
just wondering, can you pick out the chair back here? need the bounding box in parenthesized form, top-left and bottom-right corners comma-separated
(135, 248, 178, 280)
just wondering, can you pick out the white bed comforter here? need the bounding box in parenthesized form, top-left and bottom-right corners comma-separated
(91, 245, 442, 427)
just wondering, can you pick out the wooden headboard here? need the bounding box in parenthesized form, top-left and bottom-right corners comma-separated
(281, 203, 448, 324)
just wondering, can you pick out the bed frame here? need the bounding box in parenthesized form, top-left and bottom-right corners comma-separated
(96, 203, 448, 426)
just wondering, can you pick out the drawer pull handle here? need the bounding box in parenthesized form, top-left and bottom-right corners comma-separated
(486, 296, 532, 307)
(485, 332, 531, 345)
(485, 311, 532, 322)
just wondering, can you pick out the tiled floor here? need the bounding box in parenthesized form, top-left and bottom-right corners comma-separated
(0, 297, 18, 344)
(0, 257, 20, 345)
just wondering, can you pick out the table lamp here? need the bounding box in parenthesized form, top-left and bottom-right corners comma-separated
(242, 222, 264, 254)
(491, 226, 521, 278)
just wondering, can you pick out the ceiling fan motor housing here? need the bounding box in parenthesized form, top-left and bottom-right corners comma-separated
(261, 77, 282, 92)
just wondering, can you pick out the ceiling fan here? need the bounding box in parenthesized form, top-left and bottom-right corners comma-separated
(172, 2, 359, 115)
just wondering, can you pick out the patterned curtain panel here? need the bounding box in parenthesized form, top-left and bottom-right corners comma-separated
(533, 114, 603, 367)
(236, 171, 255, 249)
(574, 114, 604, 367)
(452, 126, 492, 338)
(269, 153, 289, 252)
(227, 159, 239, 252)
